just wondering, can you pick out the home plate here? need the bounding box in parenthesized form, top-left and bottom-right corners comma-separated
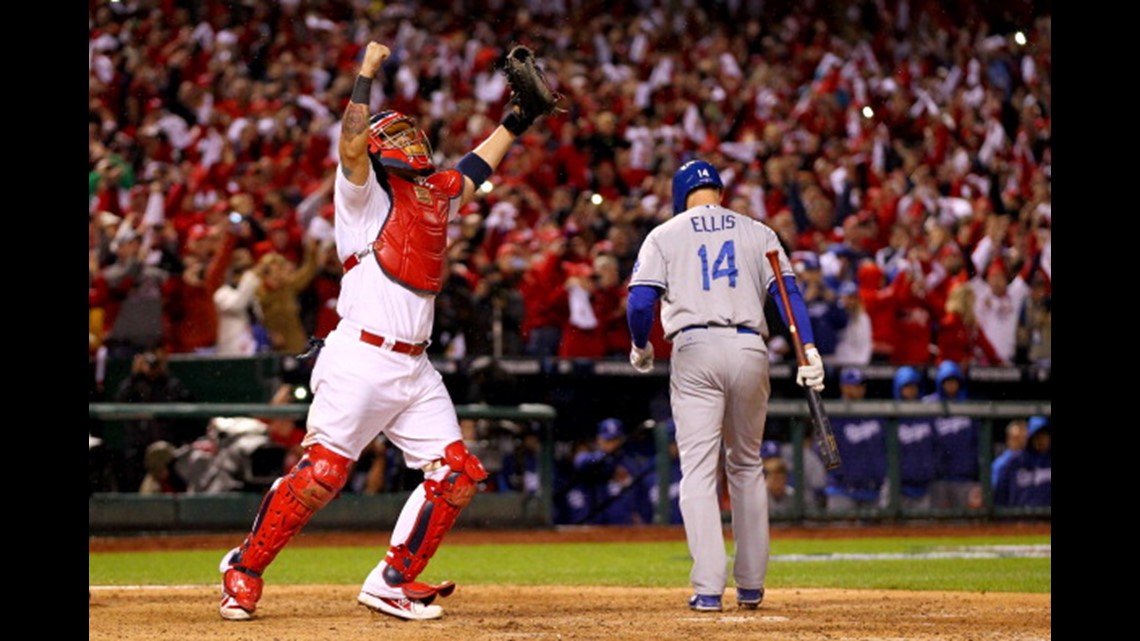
(679, 615, 789, 623)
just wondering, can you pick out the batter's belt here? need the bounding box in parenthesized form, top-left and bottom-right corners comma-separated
(681, 324, 760, 335)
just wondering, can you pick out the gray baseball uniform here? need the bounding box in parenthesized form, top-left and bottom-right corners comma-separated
(629, 202, 793, 599)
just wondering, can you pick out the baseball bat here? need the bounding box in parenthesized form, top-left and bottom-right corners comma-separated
(765, 250, 842, 470)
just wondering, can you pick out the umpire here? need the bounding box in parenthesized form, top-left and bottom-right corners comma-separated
(625, 159, 823, 612)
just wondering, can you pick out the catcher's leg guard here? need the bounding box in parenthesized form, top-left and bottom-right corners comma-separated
(221, 444, 351, 614)
(382, 441, 488, 594)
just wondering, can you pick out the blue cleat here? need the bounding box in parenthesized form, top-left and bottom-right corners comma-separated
(688, 594, 723, 612)
(736, 587, 764, 609)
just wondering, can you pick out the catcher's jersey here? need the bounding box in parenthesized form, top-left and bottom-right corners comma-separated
(629, 204, 793, 341)
(333, 161, 461, 343)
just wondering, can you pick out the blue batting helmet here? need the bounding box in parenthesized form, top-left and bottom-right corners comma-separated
(672, 159, 723, 214)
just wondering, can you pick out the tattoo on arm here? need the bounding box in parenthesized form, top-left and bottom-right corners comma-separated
(342, 103, 368, 140)
(340, 103, 370, 180)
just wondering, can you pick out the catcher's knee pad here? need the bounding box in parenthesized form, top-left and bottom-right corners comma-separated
(383, 441, 488, 585)
(231, 444, 351, 574)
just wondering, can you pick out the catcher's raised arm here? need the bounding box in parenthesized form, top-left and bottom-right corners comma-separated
(500, 45, 562, 136)
(339, 41, 391, 186)
(457, 44, 563, 207)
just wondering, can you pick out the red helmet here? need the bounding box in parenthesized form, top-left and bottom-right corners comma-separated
(368, 110, 434, 173)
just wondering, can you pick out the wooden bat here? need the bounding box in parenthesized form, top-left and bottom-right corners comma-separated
(765, 250, 842, 470)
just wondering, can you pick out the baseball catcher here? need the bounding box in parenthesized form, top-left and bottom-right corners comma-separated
(217, 39, 558, 624)
(499, 45, 562, 136)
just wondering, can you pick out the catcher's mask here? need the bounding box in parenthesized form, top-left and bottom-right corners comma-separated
(368, 110, 434, 174)
(672, 159, 724, 214)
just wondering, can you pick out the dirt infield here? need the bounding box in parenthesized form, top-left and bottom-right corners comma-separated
(89, 522, 1052, 641)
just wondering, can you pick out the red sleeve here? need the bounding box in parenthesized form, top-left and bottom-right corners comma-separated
(204, 231, 237, 292)
(163, 180, 187, 216)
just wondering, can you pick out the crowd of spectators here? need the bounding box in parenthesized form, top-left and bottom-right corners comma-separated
(89, 1, 1052, 509)
(89, 0, 1052, 375)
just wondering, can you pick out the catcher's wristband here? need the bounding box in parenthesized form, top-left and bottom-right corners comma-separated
(351, 74, 372, 105)
(501, 110, 531, 137)
(457, 152, 493, 185)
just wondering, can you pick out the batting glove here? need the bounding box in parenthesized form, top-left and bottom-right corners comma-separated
(796, 346, 825, 392)
(629, 343, 654, 373)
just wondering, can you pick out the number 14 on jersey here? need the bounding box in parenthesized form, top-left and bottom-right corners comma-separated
(698, 240, 737, 290)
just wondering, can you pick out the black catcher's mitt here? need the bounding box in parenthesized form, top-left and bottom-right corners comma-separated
(500, 45, 561, 135)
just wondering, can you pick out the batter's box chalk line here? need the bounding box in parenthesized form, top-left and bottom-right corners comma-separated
(677, 615, 789, 623)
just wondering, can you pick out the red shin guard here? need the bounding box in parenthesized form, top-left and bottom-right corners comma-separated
(229, 444, 351, 575)
(383, 441, 488, 586)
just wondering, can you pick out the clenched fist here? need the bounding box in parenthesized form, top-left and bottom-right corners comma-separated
(360, 42, 391, 78)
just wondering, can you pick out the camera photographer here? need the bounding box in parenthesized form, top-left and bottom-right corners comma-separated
(111, 348, 198, 492)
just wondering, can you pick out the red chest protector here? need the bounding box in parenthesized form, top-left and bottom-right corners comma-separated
(346, 169, 463, 295)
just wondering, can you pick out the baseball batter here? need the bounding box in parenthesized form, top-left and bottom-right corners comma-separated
(218, 41, 554, 622)
(626, 159, 824, 611)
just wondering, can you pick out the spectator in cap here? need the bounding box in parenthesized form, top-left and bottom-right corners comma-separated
(561, 418, 638, 525)
(253, 217, 302, 266)
(829, 281, 872, 366)
(993, 416, 1051, 507)
(875, 224, 915, 284)
(164, 221, 239, 354)
(924, 360, 983, 511)
(791, 251, 849, 360)
(558, 262, 607, 358)
(138, 440, 183, 495)
(590, 418, 643, 525)
(519, 228, 570, 357)
(887, 253, 938, 366)
(923, 224, 968, 318)
(855, 260, 903, 364)
(883, 366, 937, 512)
(968, 217, 1032, 365)
(823, 368, 888, 513)
(590, 254, 633, 358)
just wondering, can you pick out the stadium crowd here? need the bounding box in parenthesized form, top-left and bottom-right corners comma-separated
(88, 0, 1052, 509)
(89, 0, 1051, 371)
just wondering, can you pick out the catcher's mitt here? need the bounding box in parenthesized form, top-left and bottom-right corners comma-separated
(501, 45, 561, 135)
